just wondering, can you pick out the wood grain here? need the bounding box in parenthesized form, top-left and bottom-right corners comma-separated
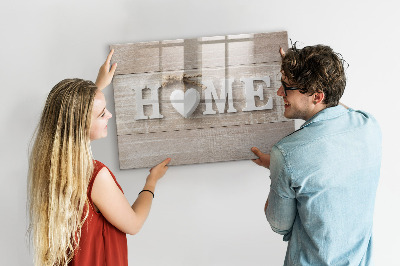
(117, 121, 295, 169)
(110, 31, 288, 75)
(110, 31, 294, 169)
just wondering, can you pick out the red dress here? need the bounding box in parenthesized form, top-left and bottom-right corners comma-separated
(69, 160, 128, 266)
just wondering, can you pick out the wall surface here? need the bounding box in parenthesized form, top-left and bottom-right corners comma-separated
(0, 0, 399, 265)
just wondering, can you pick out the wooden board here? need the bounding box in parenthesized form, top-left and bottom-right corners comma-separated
(117, 121, 294, 169)
(110, 31, 295, 169)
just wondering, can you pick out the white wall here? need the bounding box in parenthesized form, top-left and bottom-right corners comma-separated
(1, 0, 398, 265)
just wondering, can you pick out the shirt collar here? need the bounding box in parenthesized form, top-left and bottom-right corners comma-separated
(300, 105, 349, 129)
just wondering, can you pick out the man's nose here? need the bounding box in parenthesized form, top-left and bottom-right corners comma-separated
(277, 85, 285, 97)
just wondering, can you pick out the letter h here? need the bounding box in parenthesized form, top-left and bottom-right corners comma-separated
(132, 84, 163, 120)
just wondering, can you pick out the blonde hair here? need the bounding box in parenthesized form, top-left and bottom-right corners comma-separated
(28, 79, 97, 265)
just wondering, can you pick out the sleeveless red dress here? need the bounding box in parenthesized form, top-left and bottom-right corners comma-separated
(69, 160, 128, 266)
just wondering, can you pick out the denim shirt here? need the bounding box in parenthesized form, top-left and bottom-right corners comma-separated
(266, 105, 382, 266)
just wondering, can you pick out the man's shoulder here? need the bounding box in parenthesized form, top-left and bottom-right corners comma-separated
(274, 107, 381, 157)
(273, 128, 310, 158)
(348, 109, 380, 127)
(338, 108, 381, 139)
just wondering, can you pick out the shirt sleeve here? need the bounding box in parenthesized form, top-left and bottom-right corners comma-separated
(266, 145, 297, 241)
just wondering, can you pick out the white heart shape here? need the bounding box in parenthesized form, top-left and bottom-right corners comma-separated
(170, 88, 200, 118)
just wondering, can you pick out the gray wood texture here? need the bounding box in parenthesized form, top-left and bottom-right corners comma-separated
(111, 31, 295, 169)
(110, 32, 287, 75)
(117, 121, 295, 169)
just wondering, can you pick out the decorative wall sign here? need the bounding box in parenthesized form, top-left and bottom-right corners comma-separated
(110, 31, 295, 169)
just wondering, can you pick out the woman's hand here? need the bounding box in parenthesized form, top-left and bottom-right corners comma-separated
(146, 158, 171, 186)
(95, 49, 117, 90)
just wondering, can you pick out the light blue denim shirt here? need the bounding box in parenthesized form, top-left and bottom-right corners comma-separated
(266, 105, 382, 266)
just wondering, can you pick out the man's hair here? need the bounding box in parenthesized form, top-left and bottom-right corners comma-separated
(281, 43, 347, 107)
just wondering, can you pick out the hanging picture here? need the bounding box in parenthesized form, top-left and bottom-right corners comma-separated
(110, 31, 294, 169)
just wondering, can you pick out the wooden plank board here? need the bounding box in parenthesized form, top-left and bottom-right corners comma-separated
(111, 31, 295, 169)
(117, 121, 295, 169)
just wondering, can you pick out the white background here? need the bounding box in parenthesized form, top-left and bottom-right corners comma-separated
(1, 0, 399, 265)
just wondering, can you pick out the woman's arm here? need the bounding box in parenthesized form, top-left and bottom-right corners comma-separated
(91, 158, 171, 235)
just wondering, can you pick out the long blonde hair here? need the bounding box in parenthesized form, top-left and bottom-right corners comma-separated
(28, 79, 97, 265)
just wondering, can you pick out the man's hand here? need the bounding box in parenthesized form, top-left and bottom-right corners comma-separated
(95, 49, 117, 90)
(279, 47, 285, 58)
(251, 147, 271, 169)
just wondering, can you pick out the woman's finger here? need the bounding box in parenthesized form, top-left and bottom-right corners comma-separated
(161, 158, 171, 166)
(106, 49, 115, 65)
(110, 63, 117, 75)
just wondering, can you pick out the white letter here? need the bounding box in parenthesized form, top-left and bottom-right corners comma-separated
(240, 77, 273, 111)
(202, 79, 237, 115)
(132, 84, 163, 120)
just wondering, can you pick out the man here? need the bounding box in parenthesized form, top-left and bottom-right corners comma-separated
(251, 44, 381, 265)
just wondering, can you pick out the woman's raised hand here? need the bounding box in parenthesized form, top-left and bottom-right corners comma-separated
(95, 49, 117, 90)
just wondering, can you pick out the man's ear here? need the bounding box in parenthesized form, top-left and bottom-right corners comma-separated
(279, 47, 286, 58)
(313, 92, 325, 104)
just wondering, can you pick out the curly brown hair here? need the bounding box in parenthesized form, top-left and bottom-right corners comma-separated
(281, 43, 347, 107)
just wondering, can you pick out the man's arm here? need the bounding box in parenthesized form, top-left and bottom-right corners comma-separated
(251, 146, 296, 238)
(265, 146, 297, 239)
(266, 189, 296, 238)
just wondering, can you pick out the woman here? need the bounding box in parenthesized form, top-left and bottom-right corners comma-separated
(27, 50, 170, 266)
